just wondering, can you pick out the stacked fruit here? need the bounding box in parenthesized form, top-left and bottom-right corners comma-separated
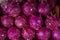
(0, 0, 59, 40)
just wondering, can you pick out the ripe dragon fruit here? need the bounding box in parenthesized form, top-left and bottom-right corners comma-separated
(45, 15, 59, 30)
(7, 27, 20, 40)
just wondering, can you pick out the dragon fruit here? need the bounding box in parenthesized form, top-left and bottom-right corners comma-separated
(7, 27, 20, 40)
(1, 15, 13, 28)
(15, 15, 27, 28)
(22, 27, 35, 40)
(45, 15, 59, 30)
(22, 2, 36, 16)
(29, 15, 42, 30)
(36, 27, 50, 40)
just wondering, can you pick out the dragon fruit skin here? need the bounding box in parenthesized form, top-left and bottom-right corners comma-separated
(7, 27, 21, 40)
(22, 27, 35, 40)
(1, 2, 21, 17)
(22, 2, 36, 16)
(1, 15, 13, 28)
(15, 15, 27, 29)
(29, 15, 42, 30)
(3, 0, 23, 4)
(36, 28, 50, 40)
(52, 29, 60, 40)
(38, 2, 50, 16)
(45, 15, 59, 30)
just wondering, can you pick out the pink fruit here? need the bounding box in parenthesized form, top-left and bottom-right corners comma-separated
(36, 28, 50, 40)
(22, 2, 36, 16)
(38, 2, 50, 16)
(7, 4, 21, 17)
(1, 15, 13, 28)
(3, 0, 22, 4)
(1, 2, 21, 17)
(1, 2, 10, 14)
(52, 29, 60, 40)
(45, 15, 59, 30)
(0, 27, 7, 40)
(15, 15, 27, 28)
(27, 0, 36, 3)
(22, 27, 35, 40)
(29, 15, 42, 30)
(7, 27, 20, 40)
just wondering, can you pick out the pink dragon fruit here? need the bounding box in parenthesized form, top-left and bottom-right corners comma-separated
(22, 2, 36, 16)
(22, 27, 35, 40)
(7, 27, 20, 40)
(52, 29, 60, 40)
(1, 2, 21, 17)
(38, 2, 50, 16)
(3, 0, 22, 4)
(15, 15, 27, 29)
(29, 15, 42, 30)
(1, 15, 13, 28)
(36, 27, 50, 40)
(45, 15, 59, 30)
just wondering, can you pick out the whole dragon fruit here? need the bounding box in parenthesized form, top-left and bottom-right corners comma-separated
(1, 2, 21, 17)
(36, 27, 50, 40)
(45, 15, 59, 30)
(29, 15, 42, 30)
(22, 27, 35, 40)
(38, 2, 50, 16)
(22, 2, 36, 16)
(1, 15, 13, 28)
(15, 15, 27, 29)
(7, 27, 20, 40)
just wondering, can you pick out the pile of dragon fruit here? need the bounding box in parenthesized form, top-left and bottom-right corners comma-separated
(0, 0, 59, 40)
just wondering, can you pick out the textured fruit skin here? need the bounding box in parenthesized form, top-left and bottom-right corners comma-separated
(7, 27, 20, 40)
(15, 15, 27, 28)
(1, 2, 10, 14)
(1, 2, 21, 17)
(22, 27, 35, 40)
(27, 0, 36, 3)
(29, 15, 42, 30)
(38, 2, 50, 16)
(1, 15, 13, 28)
(22, 2, 36, 16)
(0, 27, 7, 40)
(36, 28, 50, 40)
(45, 15, 59, 30)
(52, 29, 60, 40)
(3, 0, 22, 3)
